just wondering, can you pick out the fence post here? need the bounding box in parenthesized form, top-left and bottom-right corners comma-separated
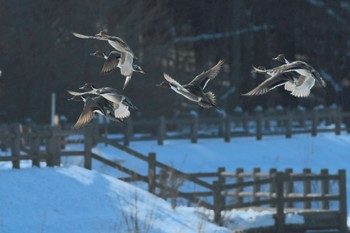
(253, 168, 261, 203)
(334, 108, 341, 135)
(242, 113, 248, 134)
(191, 115, 198, 143)
(285, 168, 294, 208)
(84, 126, 93, 170)
(320, 169, 329, 209)
(148, 152, 156, 194)
(256, 115, 263, 140)
(311, 111, 318, 136)
(275, 172, 285, 233)
(157, 116, 165, 145)
(213, 180, 223, 225)
(235, 168, 244, 206)
(285, 112, 292, 138)
(224, 115, 231, 142)
(124, 118, 133, 146)
(46, 127, 61, 167)
(338, 169, 347, 233)
(303, 168, 311, 209)
(11, 124, 21, 169)
(217, 167, 226, 210)
(31, 134, 41, 167)
(269, 168, 277, 207)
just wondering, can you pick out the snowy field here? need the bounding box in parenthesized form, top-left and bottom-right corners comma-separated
(0, 166, 232, 233)
(1, 132, 349, 232)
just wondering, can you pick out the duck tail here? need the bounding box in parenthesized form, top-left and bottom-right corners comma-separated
(252, 66, 267, 74)
(205, 91, 216, 106)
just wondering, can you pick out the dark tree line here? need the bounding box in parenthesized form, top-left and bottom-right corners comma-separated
(0, 0, 348, 124)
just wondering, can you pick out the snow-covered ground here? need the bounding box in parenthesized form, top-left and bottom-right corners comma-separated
(1, 132, 349, 232)
(0, 166, 232, 233)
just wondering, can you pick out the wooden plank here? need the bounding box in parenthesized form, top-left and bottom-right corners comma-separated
(235, 168, 244, 207)
(0, 155, 47, 161)
(84, 126, 93, 169)
(91, 153, 148, 182)
(157, 116, 165, 145)
(321, 169, 330, 209)
(224, 115, 231, 142)
(275, 172, 285, 233)
(97, 135, 149, 161)
(60, 151, 85, 156)
(338, 169, 348, 233)
(154, 182, 213, 210)
(191, 115, 198, 143)
(148, 152, 156, 194)
(154, 160, 213, 190)
(223, 177, 274, 190)
(303, 168, 311, 209)
(11, 124, 21, 168)
(253, 168, 261, 203)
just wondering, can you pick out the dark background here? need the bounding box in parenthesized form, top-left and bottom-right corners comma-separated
(0, 0, 348, 124)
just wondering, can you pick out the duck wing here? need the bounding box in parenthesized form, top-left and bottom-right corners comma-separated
(105, 36, 134, 55)
(67, 90, 92, 96)
(163, 73, 183, 88)
(100, 92, 123, 104)
(101, 51, 121, 74)
(188, 60, 224, 90)
(72, 32, 108, 41)
(163, 73, 199, 101)
(73, 98, 100, 129)
(242, 74, 289, 96)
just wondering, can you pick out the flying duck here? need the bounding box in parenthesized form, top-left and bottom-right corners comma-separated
(157, 60, 224, 108)
(72, 31, 145, 89)
(90, 50, 144, 90)
(68, 83, 138, 119)
(68, 95, 123, 129)
(243, 55, 326, 98)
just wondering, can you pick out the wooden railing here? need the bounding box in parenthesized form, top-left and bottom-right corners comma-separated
(0, 121, 348, 232)
(96, 108, 350, 145)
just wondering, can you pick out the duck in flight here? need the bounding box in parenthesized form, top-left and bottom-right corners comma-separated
(157, 60, 224, 109)
(68, 83, 138, 121)
(68, 95, 123, 129)
(90, 50, 144, 90)
(243, 55, 326, 98)
(72, 31, 144, 89)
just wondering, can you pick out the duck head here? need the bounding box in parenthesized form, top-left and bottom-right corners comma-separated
(95, 31, 108, 37)
(132, 65, 145, 74)
(273, 54, 288, 63)
(79, 83, 96, 91)
(90, 50, 106, 59)
(156, 81, 171, 89)
(68, 95, 85, 102)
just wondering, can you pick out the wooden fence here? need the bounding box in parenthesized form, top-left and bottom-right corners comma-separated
(0, 124, 348, 232)
(97, 107, 350, 145)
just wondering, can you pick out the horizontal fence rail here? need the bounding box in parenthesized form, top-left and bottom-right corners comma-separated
(94, 108, 350, 145)
(0, 111, 348, 232)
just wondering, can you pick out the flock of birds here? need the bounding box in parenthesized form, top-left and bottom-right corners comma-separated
(68, 31, 326, 129)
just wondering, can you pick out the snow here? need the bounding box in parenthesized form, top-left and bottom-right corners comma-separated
(125, 133, 350, 174)
(0, 166, 231, 233)
(1, 132, 350, 231)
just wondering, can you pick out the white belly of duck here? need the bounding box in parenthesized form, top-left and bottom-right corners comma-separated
(284, 75, 315, 97)
(170, 86, 201, 102)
